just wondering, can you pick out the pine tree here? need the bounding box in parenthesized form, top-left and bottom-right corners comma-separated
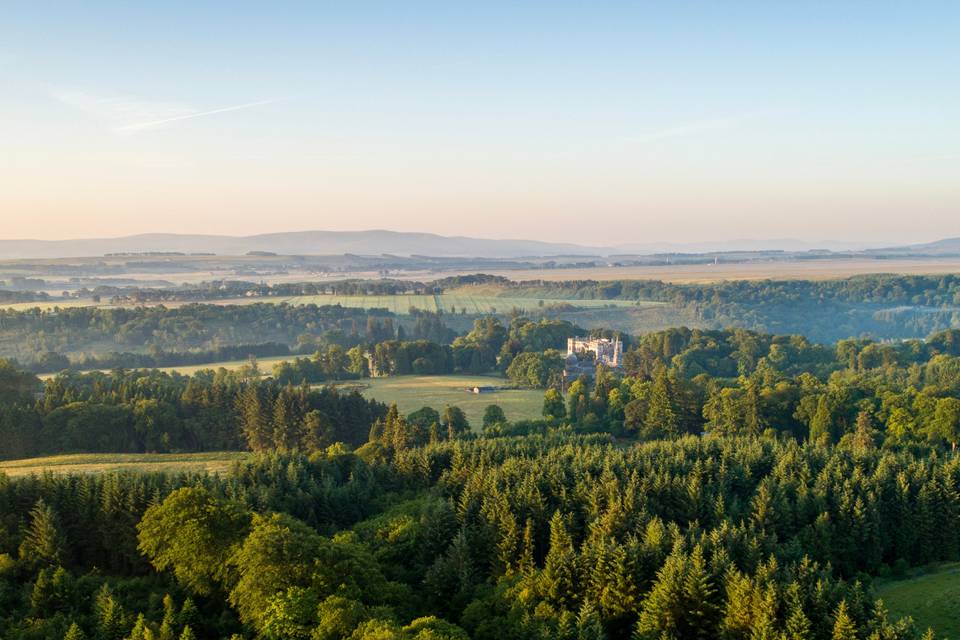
(127, 613, 155, 640)
(576, 599, 607, 640)
(19, 499, 65, 566)
(719, 570, 754, 636)
(831, 600, 858, 640)
(64, 623, 86, 640)
(635, 546, 686, 639)
(272, 393, 296, 451)
(95, 584, 126, 640)
(519, 517, 536, 575)
(741, 380, 763, 437)
(177, 598, 199, 631)
(238, 385, 271, 451)
(783, 584, 812, 640)
(682, 544, 719, 639)
(158, 594, 177, 640)
(30, 565, 73, 616)
(541, 511, 579, 609)
(178, 627, 196, 640)
(645, 368, 679, 438)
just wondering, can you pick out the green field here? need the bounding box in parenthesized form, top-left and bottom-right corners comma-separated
(876, 563, 960, 637)
(0, 452, 250, 477)
(330, 374, 545, 427)
(36, 354, 293, 380)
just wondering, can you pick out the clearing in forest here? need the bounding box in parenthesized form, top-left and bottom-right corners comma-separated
(327, 374, 545, 427)
(876, 563, 960, 637)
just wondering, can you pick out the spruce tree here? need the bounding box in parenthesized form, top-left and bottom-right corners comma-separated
(95, 584, 126, 640)
(681, 544, 719, 638)
(127, 614, 154, 640)
(831, 600, 858, 640)
(19, 499, 65, 566)
(645, 368, 679, 438)
(783, 584, 812, 640)
(541, 511, 579, 609)
(64, 623, 86, 640)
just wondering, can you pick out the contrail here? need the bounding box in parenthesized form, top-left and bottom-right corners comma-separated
(114, 98, 278, 132)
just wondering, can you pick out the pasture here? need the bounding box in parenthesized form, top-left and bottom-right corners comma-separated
(876, 563, 960, 637)
(0, 452, 249, 478)
(330, 374, 545, 427)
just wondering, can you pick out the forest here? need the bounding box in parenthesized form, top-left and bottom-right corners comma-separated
(1, 433, 957, 639)
(3, 287, 960, 636)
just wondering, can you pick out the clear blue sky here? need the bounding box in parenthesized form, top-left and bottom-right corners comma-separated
(2, 2, 958, 245)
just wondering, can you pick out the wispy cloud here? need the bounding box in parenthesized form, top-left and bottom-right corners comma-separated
(115, 99, 279, 133)
(624, 115, 750, 145)
(50, 89, 277, 134)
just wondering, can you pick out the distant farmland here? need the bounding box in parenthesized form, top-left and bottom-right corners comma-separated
(278, 293, 649, 315)
(0, 293, 655, 314)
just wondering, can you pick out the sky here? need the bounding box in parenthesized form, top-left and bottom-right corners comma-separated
(1, 1, 958, 246)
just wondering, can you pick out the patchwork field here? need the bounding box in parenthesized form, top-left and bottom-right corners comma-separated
(329, 374, 545, 427)
(876, 563, 960, 637)
(0, 452, 250, 477)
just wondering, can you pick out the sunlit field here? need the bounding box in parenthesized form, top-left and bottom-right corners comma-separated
(0, 452, 250, 477)
(36, 355, 293, 380)
(328, 374, 545, 427)
(876, 563, 960, 637)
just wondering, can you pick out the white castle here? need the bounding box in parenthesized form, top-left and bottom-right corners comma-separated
(565, 336, 623, 378)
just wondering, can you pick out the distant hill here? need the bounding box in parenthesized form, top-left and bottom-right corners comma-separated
(0, 230, 955, 261)
(873, 237, 960, 256)
(0, 230, 605, 260)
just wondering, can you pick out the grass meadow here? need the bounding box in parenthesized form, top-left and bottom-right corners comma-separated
(0, 451, 250, 478)
(329, 374, 545, 428)
(876, 563, 960, 637)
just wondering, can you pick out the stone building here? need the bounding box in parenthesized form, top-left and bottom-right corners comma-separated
(564, 336, 623, 379)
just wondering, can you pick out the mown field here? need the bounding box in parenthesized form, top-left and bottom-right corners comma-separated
(876, 563, 960, 637)
(329, 374, 545, 427)
(0, 452, 250, 477)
